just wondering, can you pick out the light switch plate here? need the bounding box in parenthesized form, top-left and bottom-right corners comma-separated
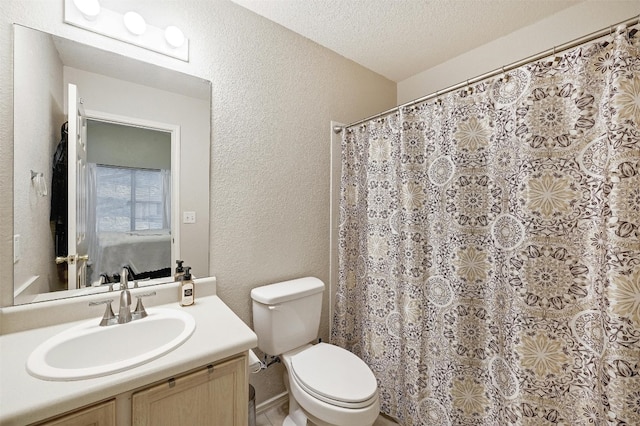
(183, 211, 196, 224)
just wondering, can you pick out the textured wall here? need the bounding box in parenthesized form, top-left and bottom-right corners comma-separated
(0, 0, 396, 404)
(12, 25, 64, 297)
(200, 1, 397, 403)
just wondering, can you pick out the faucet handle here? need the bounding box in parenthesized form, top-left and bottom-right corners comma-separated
(89, 299, 116, 326)
(132, 277, 150, 289)
(133, 291, 157, 319)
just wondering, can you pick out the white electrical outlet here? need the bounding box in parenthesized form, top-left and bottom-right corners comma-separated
(183, 211, 196, 224)
(13, 234, 20, 263)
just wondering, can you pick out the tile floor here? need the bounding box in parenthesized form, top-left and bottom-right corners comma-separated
(256, 400, 399, 426)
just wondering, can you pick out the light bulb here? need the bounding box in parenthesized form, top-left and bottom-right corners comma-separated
(123, 11, 146, 35)
(73, 0, 100, 20)
(164, 26, 185, 48)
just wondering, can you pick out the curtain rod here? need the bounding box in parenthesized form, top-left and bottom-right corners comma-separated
(335, 14, 640, 133)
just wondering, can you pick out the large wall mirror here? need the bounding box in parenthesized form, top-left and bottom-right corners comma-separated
(12, 25, 211, 305)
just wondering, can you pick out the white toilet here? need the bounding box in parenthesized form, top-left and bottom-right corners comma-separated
(251, 277, 380, 426)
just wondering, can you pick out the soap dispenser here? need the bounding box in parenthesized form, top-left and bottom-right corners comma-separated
(174, 260, 185, 281)
(180, 266, 195, 306)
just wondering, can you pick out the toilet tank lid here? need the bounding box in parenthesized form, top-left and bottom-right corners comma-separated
(251, 277, 324, 305)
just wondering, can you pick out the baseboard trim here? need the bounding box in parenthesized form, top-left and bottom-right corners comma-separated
(256, 391, 288, 416)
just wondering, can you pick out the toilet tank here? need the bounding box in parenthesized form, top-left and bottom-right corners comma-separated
(251, 277, 324, 356)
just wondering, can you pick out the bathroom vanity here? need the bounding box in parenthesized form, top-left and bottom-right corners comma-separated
(0, 277, 257, 425)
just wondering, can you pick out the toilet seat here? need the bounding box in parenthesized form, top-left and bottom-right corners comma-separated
(289, 343, 378, 409)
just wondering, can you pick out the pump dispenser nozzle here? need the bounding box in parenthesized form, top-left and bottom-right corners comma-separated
(175, 260, 185, 280)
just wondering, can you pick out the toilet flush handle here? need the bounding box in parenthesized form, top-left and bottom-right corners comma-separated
(268, 304, 281, 311)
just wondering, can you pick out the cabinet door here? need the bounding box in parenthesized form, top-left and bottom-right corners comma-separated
(35, 399, 116, 426)
(132, 355, 248, 426)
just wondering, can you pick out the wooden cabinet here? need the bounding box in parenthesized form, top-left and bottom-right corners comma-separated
(30, 354, 248, 426)
(34, 399, 116, 426)
(132, 354, 248, 426)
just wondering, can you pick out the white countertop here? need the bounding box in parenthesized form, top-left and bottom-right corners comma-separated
(0, 278, 257, 425)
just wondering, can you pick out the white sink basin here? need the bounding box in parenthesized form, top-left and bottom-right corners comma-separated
(26, 308, 196, 381)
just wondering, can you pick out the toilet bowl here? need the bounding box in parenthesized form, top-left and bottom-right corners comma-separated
(250, 277, 380, 426)
(282, 343, 379, 426)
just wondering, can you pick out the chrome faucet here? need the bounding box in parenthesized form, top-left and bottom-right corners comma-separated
(89, 267, 156, 326)
(118, 267, 132, 324)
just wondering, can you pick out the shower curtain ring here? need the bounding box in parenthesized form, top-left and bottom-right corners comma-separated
(435, 91, 442, 106)
(634, 15, 640, 45)
(501, 67, 509, 82)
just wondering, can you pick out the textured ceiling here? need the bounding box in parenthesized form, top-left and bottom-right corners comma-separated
(229, 0, 583, 82)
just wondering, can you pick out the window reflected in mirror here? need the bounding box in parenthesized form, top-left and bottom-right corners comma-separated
(87, 120, 172, 286)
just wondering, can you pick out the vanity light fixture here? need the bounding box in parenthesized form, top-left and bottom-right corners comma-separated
(63, 0, 189, 61)
(164, 26, 185, 48)
(123, 11, 146, 36)
(72, 0, 100, 21)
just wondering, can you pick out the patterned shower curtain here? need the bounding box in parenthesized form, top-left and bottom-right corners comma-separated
(332, 27, 640, 425)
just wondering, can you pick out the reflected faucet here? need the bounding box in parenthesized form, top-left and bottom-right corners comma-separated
(118, 267, 132, 324)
